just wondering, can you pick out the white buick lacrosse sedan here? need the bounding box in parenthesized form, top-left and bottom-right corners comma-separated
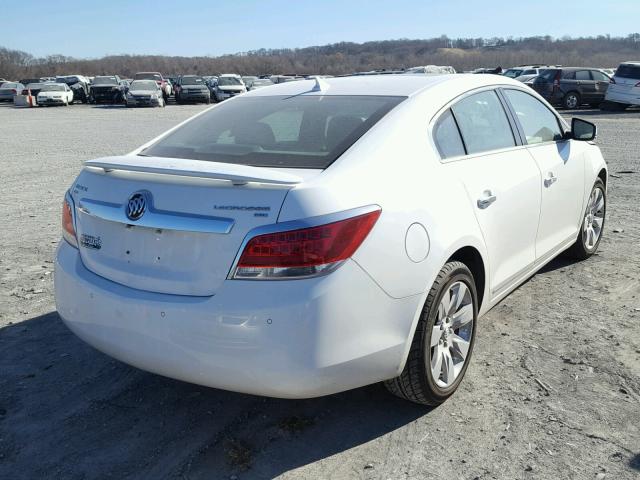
(55, 74, 607, 405)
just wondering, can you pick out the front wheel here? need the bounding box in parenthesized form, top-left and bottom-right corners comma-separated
(565, 178, 606, 259)
(385, 261, 477, 405)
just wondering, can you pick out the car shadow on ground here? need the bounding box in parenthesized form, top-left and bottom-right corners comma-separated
(0, 311, 430, 478)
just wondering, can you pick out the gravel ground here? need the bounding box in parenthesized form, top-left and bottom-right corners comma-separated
(0, 102, 638, 480)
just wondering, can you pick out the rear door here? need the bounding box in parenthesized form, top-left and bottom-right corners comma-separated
(436, 89, 541, 295)
(502, 88, 584, 258)
(574, 70, 595, 102)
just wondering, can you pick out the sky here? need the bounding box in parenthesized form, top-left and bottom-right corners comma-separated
(3, 0, 639, 58)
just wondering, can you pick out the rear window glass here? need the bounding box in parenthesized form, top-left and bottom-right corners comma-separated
(615, 64, 640, 80)
(434, 109, 465, 159)
(142, 95, 405, 169)
(538, 69, 559, 81)
(575, 70, 591, 81)
(450, 90, 515, 155)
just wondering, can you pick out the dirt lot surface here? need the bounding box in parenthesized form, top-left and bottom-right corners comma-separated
(0, 102, 638, 480)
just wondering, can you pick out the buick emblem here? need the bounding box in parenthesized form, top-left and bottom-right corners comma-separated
(126, 193, 147, 221)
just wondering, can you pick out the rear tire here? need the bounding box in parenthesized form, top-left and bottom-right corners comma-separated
(385, 261, 478, 406)
(562, 91, 581, 109)
(564, 178, 606, 260)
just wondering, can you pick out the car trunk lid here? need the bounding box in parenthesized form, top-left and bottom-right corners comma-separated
(72, 155, 309, 296)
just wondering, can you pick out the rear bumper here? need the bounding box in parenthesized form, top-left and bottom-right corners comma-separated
(54, 241, 421, 398)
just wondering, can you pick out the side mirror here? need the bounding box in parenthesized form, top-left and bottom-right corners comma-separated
(571, 118, 597, 141)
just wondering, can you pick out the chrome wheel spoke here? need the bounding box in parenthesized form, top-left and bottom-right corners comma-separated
(451, 304, 473, 329)
(431, 344, 443, 378)
(451, 333, 470, 361)
(441, 349, 455, 385)
(431, 325, 443, 347)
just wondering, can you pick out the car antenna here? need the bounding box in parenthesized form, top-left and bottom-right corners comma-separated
(311, 76, 329, 92)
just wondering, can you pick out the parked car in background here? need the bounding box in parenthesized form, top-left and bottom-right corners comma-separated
(603, 61, 640, 110)
(0, 82, 24, 101)
(600, 68, 616, 77)
(56, 75, 91, 104)
(55, 75, 606, 406)
(90, 76, 126, 104)
(175, 75, 210, 104)
(531, 67, 611, 109)
(247, 78, 274, 91)
(211, 74, 246, 102)
(125, 80, 165, 108)
(134, 72, 171, 101)
(23, 82, 47, 97)
(404, 65, 456, 74)
(241, 76, 259, 89)
(37, 83, 74, 106)
(0, 78, 8, 86)
(19, 78, 43, 86)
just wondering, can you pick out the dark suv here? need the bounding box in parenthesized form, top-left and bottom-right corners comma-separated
(531, 68, 611, 109)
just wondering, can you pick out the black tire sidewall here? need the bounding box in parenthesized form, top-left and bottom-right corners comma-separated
(421, 265, 478, 402)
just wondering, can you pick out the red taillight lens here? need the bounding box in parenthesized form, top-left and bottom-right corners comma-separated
(11, 88, 16, 94)
(21, 89, 28, 95)
(234, 209, 381, 279)
(62, 197, 78, 247)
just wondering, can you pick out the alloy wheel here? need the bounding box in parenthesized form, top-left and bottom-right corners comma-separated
(429, 281, 474, 388)
(582, 187, 605, 250)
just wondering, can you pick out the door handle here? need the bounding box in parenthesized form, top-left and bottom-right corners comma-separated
(477, 190, 497, 209)
(544, 173, 558, 188)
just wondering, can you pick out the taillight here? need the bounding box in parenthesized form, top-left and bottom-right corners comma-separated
(233, 209, 381, 279)
(62, 194, 78, 248)
(11, 88, 16, 94)
(21, 89, 28, 95)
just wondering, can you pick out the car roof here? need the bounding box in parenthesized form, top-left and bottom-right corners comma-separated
(619, 61, 640, 65)
(242, 74, 524, 98)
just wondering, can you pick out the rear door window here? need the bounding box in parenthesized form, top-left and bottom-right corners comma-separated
(450, 90, 516, 155)
(433, 109, 466, 159)
(575, 70, 591, 81)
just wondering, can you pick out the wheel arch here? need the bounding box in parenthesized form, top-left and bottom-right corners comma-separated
(446, 246, 487, 311)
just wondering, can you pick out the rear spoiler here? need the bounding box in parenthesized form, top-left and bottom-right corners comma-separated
(84, 156, 302, 186)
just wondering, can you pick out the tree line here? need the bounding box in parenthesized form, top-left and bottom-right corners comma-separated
(2, 34, 639, 79)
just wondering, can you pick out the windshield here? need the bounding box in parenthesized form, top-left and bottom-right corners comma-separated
(616, 64, 640, 80)
(141, 95, 405, 169)
(40, 84, 65, 92)
(504, 69, 523, 78)
(1, 83, 19, 88)
(136, 73, 161, 81)
(93, 76, 118, 85)
(218, 77, 242, 86)
(130, 80, 157, 90)
(181, 76, 205, 85)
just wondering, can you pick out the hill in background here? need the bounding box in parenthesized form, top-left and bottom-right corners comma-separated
(2, 34, 639, 78)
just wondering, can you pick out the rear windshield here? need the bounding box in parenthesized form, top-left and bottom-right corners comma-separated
(40, 84, 65, 92)
(93, 76, 118, 85)
(218, 77, 242, 86)
(503, 69, 523, 78)
(181, 76, 204, 85)
(141, 95, 405, 169)
(136, 73, 161, 81)
(616, 64, 640, 80)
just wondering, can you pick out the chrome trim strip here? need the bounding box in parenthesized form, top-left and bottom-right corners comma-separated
(226, 204, 382, 280)
(77, 197, 235, 234)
